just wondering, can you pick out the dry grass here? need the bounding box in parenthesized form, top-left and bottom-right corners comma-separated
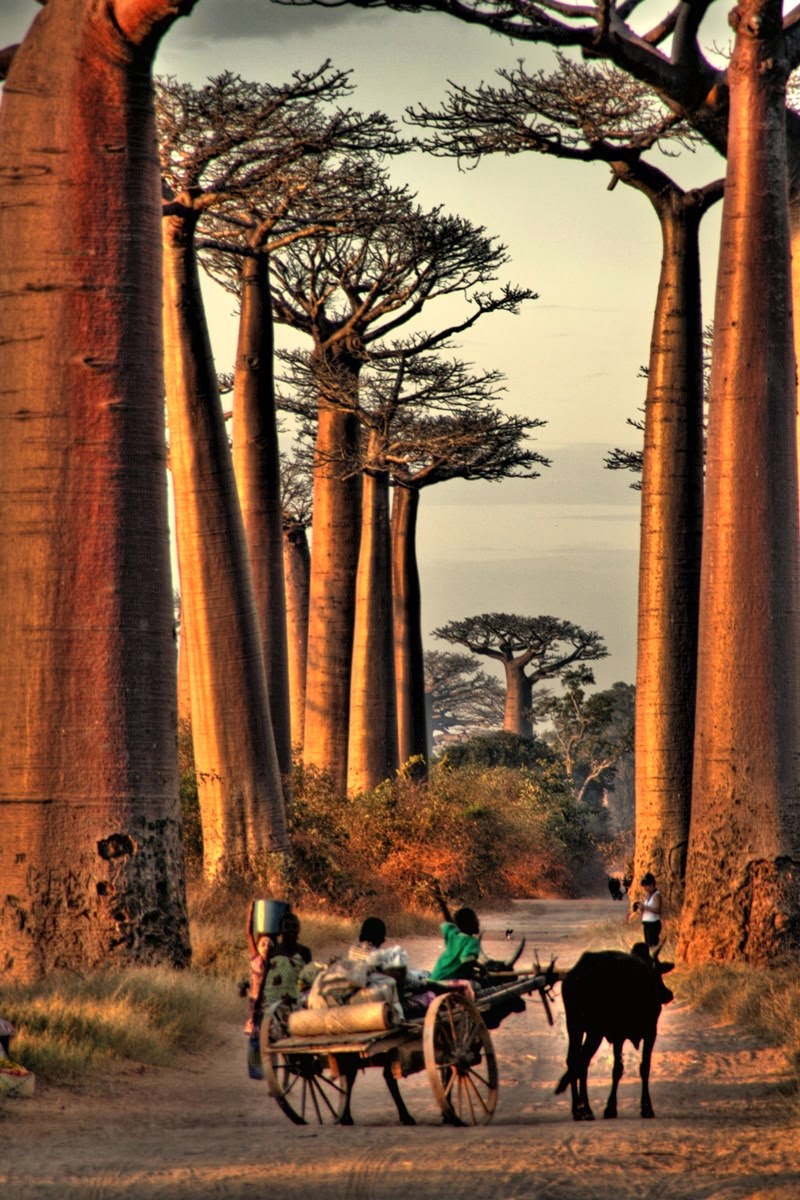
(676, 960, 800, 1076)
(0, 967, 236, 1085)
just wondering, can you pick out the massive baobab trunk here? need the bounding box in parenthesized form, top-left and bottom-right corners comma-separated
(162, 210, 289, 880)
(232, 252, 292, 786)
(391, 484, 429, 773)
(348, 435, 399, 792)
(620, 173, 719, 912)
(504, 664, 534, 738)
(680, 0, 800, 964)
(303, 362, 362, 795)
(284, 517, 311, 752)
(0, 0, 196, 982)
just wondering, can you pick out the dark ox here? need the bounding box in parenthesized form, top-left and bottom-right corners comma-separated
(555, 944, 674, 1120)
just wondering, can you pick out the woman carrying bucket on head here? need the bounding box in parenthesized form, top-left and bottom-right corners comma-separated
(244, 899, 311, 1035)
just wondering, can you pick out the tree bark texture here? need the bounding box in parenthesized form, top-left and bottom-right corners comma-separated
(0, 0, 192, 981)
(504, 663, 534, 738)
(348, 434, 399, 792)
(162, 213, 289, 880)
(232, 253, 293, 787)
(391, 485, 429, 774)
(283, 519, 310, 753)
(303, 385, 362, 795)
(633, 195, 706, 913)
(680, 0, 800, 964)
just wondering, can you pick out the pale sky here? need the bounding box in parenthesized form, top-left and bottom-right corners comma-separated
(1, 0, 730, 692)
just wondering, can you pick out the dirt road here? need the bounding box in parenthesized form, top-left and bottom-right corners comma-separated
(2, 899, 797, 1200)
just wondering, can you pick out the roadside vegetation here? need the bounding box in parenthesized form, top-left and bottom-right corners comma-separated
(678, 962, 800, 1099)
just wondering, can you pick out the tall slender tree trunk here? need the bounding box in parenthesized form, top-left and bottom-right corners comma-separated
(284, 518, 310, 753)
(391, 484, 429, 775)
(679, 0, 800, 964)
(630, 186, 710, 911)
(0, 0, 193, 981)
(232, 252, 292, 788)
(503, 662, 534, 737)
(303, 359, 362, 795)
(348, 436, 399, 792)
(177, 614, 192, 726)
(162, 210, 289, 880)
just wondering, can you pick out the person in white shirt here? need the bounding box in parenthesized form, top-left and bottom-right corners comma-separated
(630, 871, 662, 947)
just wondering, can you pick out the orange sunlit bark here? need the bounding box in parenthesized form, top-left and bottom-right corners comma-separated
(680, 0, 800, 964)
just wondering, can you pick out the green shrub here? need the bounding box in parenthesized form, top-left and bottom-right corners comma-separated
(437, 730, 554, 770)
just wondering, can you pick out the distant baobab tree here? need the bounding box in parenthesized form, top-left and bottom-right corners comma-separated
(434, 614, 607, 739)
(424, 651, 505, 745)
(281, 350, 547, 785)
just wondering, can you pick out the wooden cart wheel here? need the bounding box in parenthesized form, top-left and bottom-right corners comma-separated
(423, 991, 498, 1125)
(262, 1006, 350, 1125)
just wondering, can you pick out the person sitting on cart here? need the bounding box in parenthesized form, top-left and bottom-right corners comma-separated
(428, 882, 526, 986)
(429, 888, 482, 983)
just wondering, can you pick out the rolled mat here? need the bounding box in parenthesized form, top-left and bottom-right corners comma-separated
(287, 1001, 396, 1038)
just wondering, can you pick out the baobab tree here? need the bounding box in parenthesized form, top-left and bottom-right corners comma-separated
(327, 0, 800, 963)
(411, 53, 722, 910)
(281, 448, 314, 752)
(270, 163, 536, 792)
(433, 614, 607, 737)
(158, 72, 396, 869)
(280, 349, 547, 785)
(424, 650, 505, 747)
(388, 399, 548, 769)
(162, 72, 349, 875)
(0, 0, 199, 980)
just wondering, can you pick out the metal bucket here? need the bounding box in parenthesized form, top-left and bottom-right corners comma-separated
(252, 899, 290, 938)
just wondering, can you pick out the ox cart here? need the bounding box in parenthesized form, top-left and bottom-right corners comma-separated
(258, 969, 556, 1127)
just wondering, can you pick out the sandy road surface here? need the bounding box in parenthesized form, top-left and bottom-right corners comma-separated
(2, 899, 798, 1200)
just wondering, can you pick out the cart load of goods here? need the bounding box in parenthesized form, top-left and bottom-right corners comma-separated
(292, 947, 416, 1036)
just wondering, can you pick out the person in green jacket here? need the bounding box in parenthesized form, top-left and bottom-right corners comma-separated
(428, 882, 482, 982)
(428, 881, 526, 983)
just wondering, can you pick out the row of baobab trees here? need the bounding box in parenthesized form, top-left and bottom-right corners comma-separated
(159, 66, 577, 878)
(2, 0, 800, 981)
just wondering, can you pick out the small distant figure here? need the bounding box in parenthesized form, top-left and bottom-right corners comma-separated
(607, 876, 625, 901)
(629, 872, 663, 948)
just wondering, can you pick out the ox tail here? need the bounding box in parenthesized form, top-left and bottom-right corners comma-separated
(554, 1069, 572, 1095)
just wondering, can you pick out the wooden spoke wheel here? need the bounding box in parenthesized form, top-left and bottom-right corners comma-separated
(423, 991, 498, 1125)
(262, 1006, 350, 1125)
